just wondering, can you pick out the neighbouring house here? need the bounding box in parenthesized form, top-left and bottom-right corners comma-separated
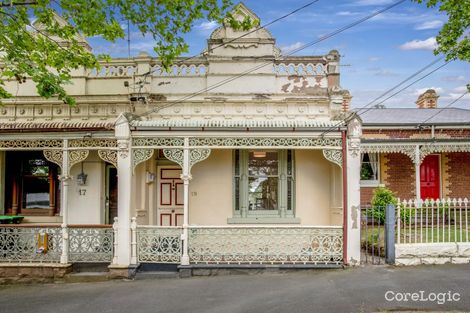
(0, 3, 363, 276)
(359, 89, 470, 205)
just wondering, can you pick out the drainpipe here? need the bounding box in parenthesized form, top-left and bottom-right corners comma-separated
(341, 130, 348, 265)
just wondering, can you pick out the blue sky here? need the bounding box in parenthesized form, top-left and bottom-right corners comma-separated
(87, 0, 470, 109)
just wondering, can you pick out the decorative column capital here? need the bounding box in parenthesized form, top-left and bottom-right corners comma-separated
(117, 139, 130, 159)
(180, 174, 193, 181)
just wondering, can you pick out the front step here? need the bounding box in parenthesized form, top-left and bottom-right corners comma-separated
(135, 271, 179, 280)
(64, 272, 110, 283)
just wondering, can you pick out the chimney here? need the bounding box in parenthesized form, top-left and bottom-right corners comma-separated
(341, 90, 352, 112)
(416, 89, 439, 109)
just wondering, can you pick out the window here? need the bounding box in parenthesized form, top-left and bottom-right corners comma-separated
(231, 150, 297, 223)
(360, 153, 379, 186)
(4, 152, 59, 216)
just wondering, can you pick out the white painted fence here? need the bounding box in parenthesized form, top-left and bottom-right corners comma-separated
(136, 226, 182, 263)
(397, 198, 470, 244)
(188, 226, 343, 265)
(0, 225, 114, 263)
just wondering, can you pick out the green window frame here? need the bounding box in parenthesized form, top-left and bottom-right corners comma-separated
(230, 149, 298, 224)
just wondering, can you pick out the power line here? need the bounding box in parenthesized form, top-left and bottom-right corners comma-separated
(135, 0, 321, 98)
(133, 0, 407, 122)
(318, 58, 453, 137)
(144, 0, 321, 75)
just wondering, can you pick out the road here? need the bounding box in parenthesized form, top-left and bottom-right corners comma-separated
(1, 264, 469, 313)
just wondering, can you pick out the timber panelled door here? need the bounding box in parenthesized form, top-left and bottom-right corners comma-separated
(157, 167, 184, 226)
(420, 154, 440, 200)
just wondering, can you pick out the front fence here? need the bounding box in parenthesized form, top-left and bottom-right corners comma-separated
(136, 226, 183, 263)
(0, 224, 113, 264)
(68, 225, 114, 263)
(188, 226, 343, 265)
(0, 225, 63, 263)
(397, 198, 470, 244)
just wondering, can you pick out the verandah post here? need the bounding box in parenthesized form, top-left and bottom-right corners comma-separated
(180, 137, 191, 266)
(60, 139, 70, 264)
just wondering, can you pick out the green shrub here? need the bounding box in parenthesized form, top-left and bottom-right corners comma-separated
(367, 187, 398, 224)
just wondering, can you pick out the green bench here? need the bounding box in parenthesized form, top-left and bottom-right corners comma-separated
(0, 215, 25, 224)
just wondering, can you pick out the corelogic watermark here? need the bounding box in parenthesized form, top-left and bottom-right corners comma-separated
(385, 290, 461, 305)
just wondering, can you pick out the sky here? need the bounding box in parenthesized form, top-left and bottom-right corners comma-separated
(87, 0, 470, 110)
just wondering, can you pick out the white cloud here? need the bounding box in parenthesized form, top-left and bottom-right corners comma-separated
(195, 20, 219, 36)
(442, 75, 466, 82)
(280, 42, 304, 53)
(336, 11, 360, 16)
(414, 87, 444, 96)
(415, 20, 443, 30)
(198, 21, 218, 31)
(399, 37, 437, 51)
(353, 0, 395, 6)
(452, 86, 469, 93)
(368, 56, 380, 62)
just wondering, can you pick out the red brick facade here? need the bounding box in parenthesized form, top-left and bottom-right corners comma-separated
(446, 152, 470, 199)
(360, 187, 375, 206)
(383, 153, 415, 200)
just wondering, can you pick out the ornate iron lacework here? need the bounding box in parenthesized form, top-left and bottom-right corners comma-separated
(361, 144, 417, 163)
(190, 149, 211, 168)
(136, 227, 182, 263)
(69, 150, 89, 168)
(44, 150, 64, 168)
(68, 227, 114, 263)
(0, 226, 63, 263)
(98, 150, 118, 167)
(162, 148, 211, 170)
(163, 149, 184, 168)
(188, 137, 342, 148)
(43, 150, 89, 170)
(188, 227, 343, 264)
(133, 149, 154, 170)
(420, 144, 470, 162)
(323, 149, 343, 167)
(132, 138, 185, 147)
(69, 138, 117, 148)
(0, 139, 63, 149)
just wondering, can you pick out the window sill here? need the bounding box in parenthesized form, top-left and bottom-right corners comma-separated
(360, 181, 380, 188)
(227, 217, 301, 224)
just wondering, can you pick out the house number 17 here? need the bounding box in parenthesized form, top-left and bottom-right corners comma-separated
(79, 189, 86, 196)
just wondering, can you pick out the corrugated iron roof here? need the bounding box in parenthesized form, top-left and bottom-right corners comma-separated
(359, 108, 470, 125)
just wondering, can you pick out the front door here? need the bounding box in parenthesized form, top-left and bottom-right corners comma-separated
(157, 167, 183, 226)
(420, 154, 440, 200)
(105, 165, 118, 224)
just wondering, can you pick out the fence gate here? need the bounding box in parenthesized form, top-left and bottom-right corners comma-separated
(361, 206, 385, 265)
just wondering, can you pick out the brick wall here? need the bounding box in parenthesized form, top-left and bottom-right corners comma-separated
(383, 153, 415, 200)
(360, 187, 375, 206)
(446, 152, 470, 198)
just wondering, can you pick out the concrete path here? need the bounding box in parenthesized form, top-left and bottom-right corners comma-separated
(1, 264, 469, 313)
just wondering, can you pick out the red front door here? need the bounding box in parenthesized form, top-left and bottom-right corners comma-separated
(420, 155, 440, 200)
